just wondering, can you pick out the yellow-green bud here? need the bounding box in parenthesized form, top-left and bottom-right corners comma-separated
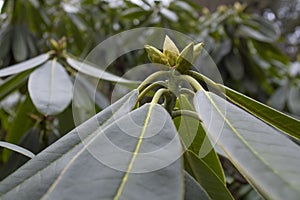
(163, 35, 179, 67)
(50, 39, 59, 50)
(193, 42, 204, 63)
(144, 45, 168, 65)
(175, 42, 194, 73)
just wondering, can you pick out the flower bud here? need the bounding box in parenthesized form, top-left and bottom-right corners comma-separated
(163, 35, 179, 66)
(144, 45, 168, 65)
(175, 42, 194, 73)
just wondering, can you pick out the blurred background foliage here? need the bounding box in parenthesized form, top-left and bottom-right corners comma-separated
(0, 0, 299, 199)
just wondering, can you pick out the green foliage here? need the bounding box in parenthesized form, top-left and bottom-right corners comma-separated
(0, 35, 299, 200)
(0, 1, 299, 199)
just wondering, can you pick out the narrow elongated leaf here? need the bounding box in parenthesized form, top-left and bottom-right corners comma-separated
(0, 141, 35, 158)
(67, 57, 139, 85)
(222, 85, 300, 140)
(174, 95, 225, 183)
(12, 26, 27, 62)
(28, 60, 73, 115)
(184, 150, 233, 200)
(194, 91, 300, 200)
(0, 90, 138, 199)
(75, 76, 109, 109)
(184, 171, 210, 200)
(187, 71, 300, 140)
(0, 70, 32, 101)
(3, 95, 38, 161)
(0, 54, 49, 77)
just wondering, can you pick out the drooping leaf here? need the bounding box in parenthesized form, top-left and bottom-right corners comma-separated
(75, 76, 109, 109)
(184, 171, 210, 200)
(3, 95, 39, 161)
(12, 26, 28, 62)
(184, 150, 234, 200)
(0, 128, 41, 180)
(72, 77, 96, 124)
(0, 90, 138, 198)
(222, 85, 300, 140)
(0, 70, 32, 101)
(187, 70, 300, 140)
(268, 85, 289, 111)
(287, 86, 300, 115)
(0, 141, 35, 158)
(67, 57, 139, 85)
(0, 53, 49, 77)
(28, 60, 73, 115)
(174, 94, 225, 182)
(194, 91, 300, 200)
(0, 91, 183, 200)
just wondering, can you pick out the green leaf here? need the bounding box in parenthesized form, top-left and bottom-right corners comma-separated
(176, 42, 194, 73)
(73, 78, 96, 124)
(268, 85, 289, 111)
(12, 26, 28, 62)
(224, 51, 244, 81)
(221, 85, 300, 140)
(0, 70, 32, 101)
(0, 90, 139, 198)
(163, 35, 179, 66)
(0, 141, 35, 158)
(0, 91, 183, 200)
(28, 60, 73, 115)
(287, 86, 300, 115)
(174, 95, 225, 183)
(122, 8, 152, 19)
(0, 53, 49, 77)
(239, 16, 280, 42)
(3, 95, 38, 161)
(67, 57, 139, 85)
(75, 76, 109, 109)
(184, 171, 210, 200)
(184, 150, 234, 200)
(194, 91, 300, 199)
(0, 27, 12, 59)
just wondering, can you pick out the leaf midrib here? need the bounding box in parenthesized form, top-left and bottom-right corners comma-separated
(1, 95, 134, 197)
(113, 103, 154, 200)
(202, 91, 300, 194)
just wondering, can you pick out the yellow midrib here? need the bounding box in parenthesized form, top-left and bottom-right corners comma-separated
(113, 103, 154, 200)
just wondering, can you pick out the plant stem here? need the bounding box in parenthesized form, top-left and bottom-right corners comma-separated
(137, 81, 167, 102)
(179, 88, 195, 97)
(137, 71, 170, 92)
(172, 110, 202, 121)
(185, 70, 222, 91)
(151, 88, 169, 105)
(180, 75, 203, 91)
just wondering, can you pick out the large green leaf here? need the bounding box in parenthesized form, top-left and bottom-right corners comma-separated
(28, 60, 73, 115)
(184, 171, 210, 200)
(174, 94, 225, 183)
(0, 90, 138, 198)
(0, 91, 183, 200)
(67, 57, 139, 85)
(194, 91, 300, 200)
(0, 54, 49, 77)
(184, 150, 234, 200)
(222, 85, 300, 140)
(187, 71, 300, 140)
